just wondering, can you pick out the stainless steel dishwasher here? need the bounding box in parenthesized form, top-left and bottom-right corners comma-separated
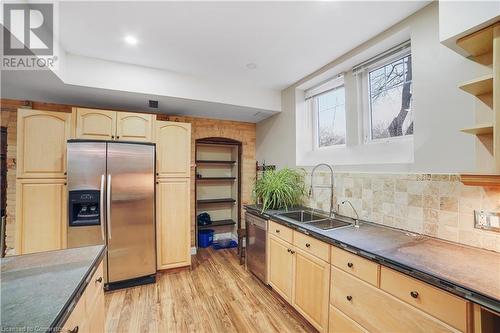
(245, 212, 268, 283)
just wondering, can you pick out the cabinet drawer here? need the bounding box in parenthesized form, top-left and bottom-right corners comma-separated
(331, 247, 379, 286)
(329, 305, 367, 333)
(269, 220, 293, 243)
(331, 266, 459, 333)
(85, 262, 104, 312)
(293, 231, 329, 262)
(380, 267, 469, 332)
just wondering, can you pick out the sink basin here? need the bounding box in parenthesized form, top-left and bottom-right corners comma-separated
(307, 219, 352, 230)
(278, 210, 328, 223)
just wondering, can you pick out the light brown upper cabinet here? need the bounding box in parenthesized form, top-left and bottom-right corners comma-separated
(156, 177, 191, 270)
(75, 108, 116, 140)
(15, 178, 67, 254)
(155, 121, 192, 178)
(116, 112, 154, 142)
(74, 108, 154, 142)
(17, 109, 72, 178)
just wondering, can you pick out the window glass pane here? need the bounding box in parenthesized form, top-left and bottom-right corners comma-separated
(368, 54, 413, 140)
(317, 87, 346, 147)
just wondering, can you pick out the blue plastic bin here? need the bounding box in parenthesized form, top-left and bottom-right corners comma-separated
(198, 229, 214, 248)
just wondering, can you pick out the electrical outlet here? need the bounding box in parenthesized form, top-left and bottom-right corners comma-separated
(474, 210, 500, 233)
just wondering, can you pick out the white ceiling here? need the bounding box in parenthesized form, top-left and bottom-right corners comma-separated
(60, 1, 430, 91)
(1, 69, 275, 122)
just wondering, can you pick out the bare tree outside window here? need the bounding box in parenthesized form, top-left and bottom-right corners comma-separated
(317, 87, 346, 147)
(368, 54, 413, 140)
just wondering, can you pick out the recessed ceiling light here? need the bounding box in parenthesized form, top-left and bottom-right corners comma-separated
(246, 63, 257, 70)
(124, 35, 138, 45)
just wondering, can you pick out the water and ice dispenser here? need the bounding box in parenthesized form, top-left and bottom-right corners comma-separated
(68, 190, 101, 227)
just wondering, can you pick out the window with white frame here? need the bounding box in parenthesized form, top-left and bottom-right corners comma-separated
(356, 41, 413, 142)
(306, 76, 346, 148)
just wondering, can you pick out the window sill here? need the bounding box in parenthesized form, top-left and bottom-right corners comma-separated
(364, 135, 413, 145)
(297, 138, 414, 166)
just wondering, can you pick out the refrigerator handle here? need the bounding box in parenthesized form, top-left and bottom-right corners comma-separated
(100, 174, 105, 241)
(107, 174, 112, 239)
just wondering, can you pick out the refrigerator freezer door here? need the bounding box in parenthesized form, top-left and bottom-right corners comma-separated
(106, 142, 156, 283)
(67, 141, 107, 191)
(67, 141, 107, 248)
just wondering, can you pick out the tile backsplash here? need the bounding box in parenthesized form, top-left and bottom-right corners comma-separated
(305, 172, 500, 253)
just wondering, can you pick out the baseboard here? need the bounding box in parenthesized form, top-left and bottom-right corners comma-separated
(190, 246, 197, 255)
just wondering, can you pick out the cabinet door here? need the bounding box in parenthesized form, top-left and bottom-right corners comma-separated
(87, 294, 104, 333)
(155, 121, 191, 178)
(15, 179, 67, 254)
(17, 109, 72, 178)
(75, 108, 116, 140)
(156, 178, 191, 270)
(116, 112, 154, 142)
(87, 266, 105, 333)
(268, 234, 294, 302)
(62, 293, 87, 333)
(293, 247, 330, 333)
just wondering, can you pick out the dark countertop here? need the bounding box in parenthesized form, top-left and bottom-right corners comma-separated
(245, 205, 500, 312)
(1, 245, 106, 332)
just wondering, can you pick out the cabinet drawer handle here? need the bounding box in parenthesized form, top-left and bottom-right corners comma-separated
(287, 248, 291, 253)
(305, 243, 311, 248)
(117, 136, 120, 139)
(111, 136, 115, 139)
(346, 295, 352, 301)
(276, 229, 280, 233)
(347, 262, 353, 268)
(410, 291, 419, 299)
(69, 326, 79, 333)
(96, 276, 103, 284)
(290, 250, 295, 254)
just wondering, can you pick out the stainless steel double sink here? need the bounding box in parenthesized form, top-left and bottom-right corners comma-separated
(277, 210, 352, 230)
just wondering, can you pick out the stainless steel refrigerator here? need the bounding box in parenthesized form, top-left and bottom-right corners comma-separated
(66, 140, 156, 290)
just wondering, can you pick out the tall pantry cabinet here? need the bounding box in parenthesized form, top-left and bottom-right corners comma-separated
(15, 109, 72, 254)
(155, 120, 192, 270)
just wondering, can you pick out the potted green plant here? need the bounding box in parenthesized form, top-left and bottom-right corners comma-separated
(253, 168, 306, 212)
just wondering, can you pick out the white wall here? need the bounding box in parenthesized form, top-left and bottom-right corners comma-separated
(256, 3, 490, 173)
(256, 87, 297, 169)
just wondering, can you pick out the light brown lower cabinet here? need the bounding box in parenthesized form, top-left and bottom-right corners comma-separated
(473, 304, 500, 333)
(329, 305, 367, 333)
(268, 234, 294, 302)
(330, 266, 460, 333)
(380, 266, 469, 332)
(267, 224, 475, 333)
(268, 231, 330, 333)
(293, 247, 330, 332)
(63, 262, 105, 333)
(156, 177, 191, 270)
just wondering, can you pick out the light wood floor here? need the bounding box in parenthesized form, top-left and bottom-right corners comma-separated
(105, 248, 317, 333)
